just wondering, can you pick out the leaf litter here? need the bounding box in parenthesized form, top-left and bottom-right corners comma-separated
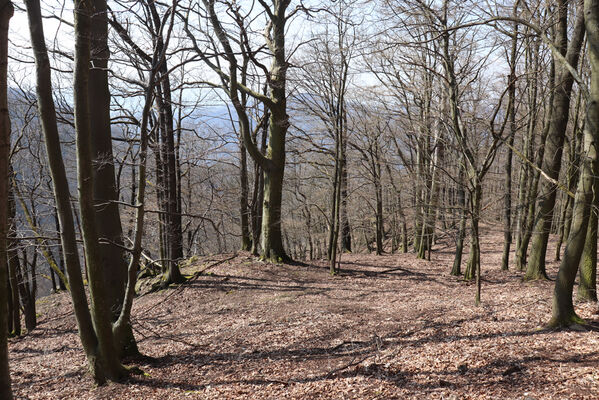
(8, 231, 599, 399)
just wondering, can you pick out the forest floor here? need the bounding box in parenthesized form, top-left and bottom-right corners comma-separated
(8, 230, 599, 399)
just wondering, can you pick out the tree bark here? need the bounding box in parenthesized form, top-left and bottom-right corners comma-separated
(526, 1, 585, 280)
(549, 0, 599, 327)
(88, 0, 137, 356)
(0, 0, 14, 396)
(7, 186, 20, 336)
(501, 14, 518, 271)
(239, 140, 252, 251)
(73, 0, 126, 380)
(200, 0, 291, 262)
(89, 0, 127, 316)
(340, 142, 352, 252)
(576, 155, 599, 302)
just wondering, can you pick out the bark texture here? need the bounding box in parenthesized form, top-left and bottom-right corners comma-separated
(0, 1, 14, 397)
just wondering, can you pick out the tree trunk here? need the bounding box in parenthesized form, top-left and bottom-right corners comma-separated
(340, 144, 352, 252)
(6, 188, 20, 336)
(526, 1, 585, 280)
(501, 17, 518, 271)
(463, 182, 482, 306)
(260, 137, 288, 261)
(464, 182, 482, 284)
(577, 194, 598, 302)
(576, 152, 599, 302)
(15, 257, 36, 332)
(451, 210, 467, 276)
(88, 0, 137, 356)
(73, 0, 126, 380)
(146, 0, 183, 283)
(239, 140, 252, 251)
(0, 1, 14, 396)
(257, 4, 291, 262)
(556, 91, 584, 261)
(53, 208, 67, 291)
(549, 0, 599, 327)
(26, 0, 108, 382)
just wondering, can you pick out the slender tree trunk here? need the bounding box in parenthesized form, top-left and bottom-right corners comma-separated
(515, 57, 555, 271)
(464, 182, 482, 283)
(502, 17, 518, 271)
(374, 178, 384, 255)
(340, 143, 352, 252)
(26, 0, 104, 381)
(452, 163, 467, 277)
(146, 0, 183, 282)
(0, 1, 14, 396)
(53, 208, 67, 291)
(451, 207, 467, 276)
(515, 33, 539, 259)
(329, 110, 344, 274)
(239, 140, 252, 250)
(419, 130, 443, 259)
(15, 258, 36, 332)
(250, 109, 266, 256)
(7, 187, 20, 336)
(473, 185, 482, 306)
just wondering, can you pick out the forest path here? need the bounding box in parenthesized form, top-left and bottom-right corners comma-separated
(8, 232, 599, 399)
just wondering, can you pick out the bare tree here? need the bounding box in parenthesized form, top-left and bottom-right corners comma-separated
(183, 0, 294, 261)
(0, 0, 14, 397)
(526, 0, 585, 280)
(548, 0, 599, 327)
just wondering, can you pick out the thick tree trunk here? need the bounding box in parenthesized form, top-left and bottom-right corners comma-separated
(556, 92, 584, 261)
(0, 1, 14, 396)
(73, 0, 126, 380)
(88, 0, 127, 313)
(576, 153, 599, 302)
(260, 128, 288, 261)
(577, 195, 598, 302)
(550, 0, 599, 327)
(88, 0, 137, 356)
(26, 0, 108, 382)
(258, 3, 291, 262)
(526, 2, 585, 280)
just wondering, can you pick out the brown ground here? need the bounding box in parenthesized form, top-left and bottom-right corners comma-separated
(8, 232, 599, 399)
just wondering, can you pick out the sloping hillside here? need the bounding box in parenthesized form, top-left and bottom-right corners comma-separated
(8, 234, 599, 399)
